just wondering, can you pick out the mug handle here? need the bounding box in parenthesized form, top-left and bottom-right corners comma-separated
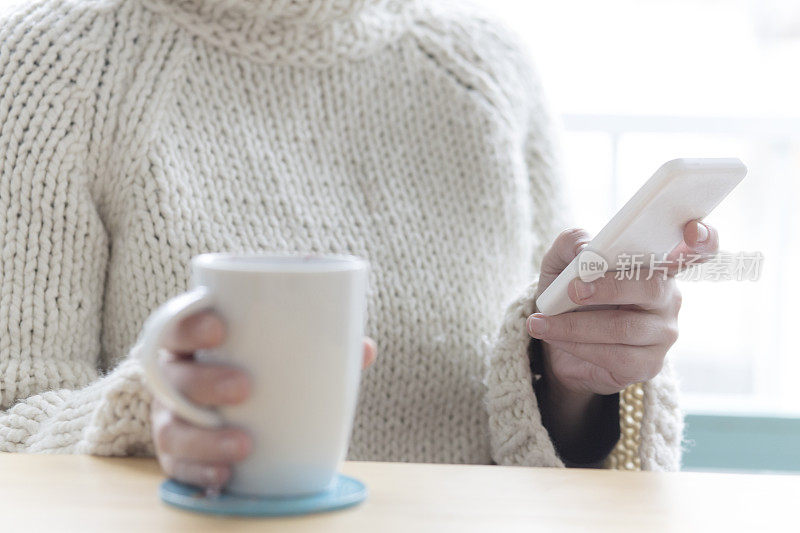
(135, 286, 225, 428)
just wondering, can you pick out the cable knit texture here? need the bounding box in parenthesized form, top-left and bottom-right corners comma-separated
(0, 0, 684, 469)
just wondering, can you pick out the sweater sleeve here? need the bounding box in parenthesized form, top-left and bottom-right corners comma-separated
(0, 2, 155, 455)
(483, 29, 685, 471)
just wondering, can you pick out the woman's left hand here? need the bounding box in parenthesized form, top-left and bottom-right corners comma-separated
(528, 220, 719, 396)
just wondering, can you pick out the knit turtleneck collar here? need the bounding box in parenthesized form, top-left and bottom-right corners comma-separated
(141, 0, 421, 66)
(165, 0, 390, 26)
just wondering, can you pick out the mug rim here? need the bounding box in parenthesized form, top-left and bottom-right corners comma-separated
(192, 252, 369, 273)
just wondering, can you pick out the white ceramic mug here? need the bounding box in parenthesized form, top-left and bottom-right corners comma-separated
(136, 252, 369, 497)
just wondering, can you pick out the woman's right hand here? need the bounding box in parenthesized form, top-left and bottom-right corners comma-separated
(151, 310, 378, 489)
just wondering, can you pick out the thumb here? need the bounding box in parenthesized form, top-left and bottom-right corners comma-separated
(536, 228, 592, 297)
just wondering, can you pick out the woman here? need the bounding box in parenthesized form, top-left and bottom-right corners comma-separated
(0, 0, 715, 487)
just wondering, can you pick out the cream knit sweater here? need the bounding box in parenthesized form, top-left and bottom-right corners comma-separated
(0, 0, 684, 470)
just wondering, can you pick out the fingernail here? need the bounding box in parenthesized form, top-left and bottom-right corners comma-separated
(527, 313, 547, 336)
(574, 279, 595, 300)
(201, 465, 221, 485)
(697, 222, 709, 243)
(221, 436, 243, 457)
(182, 462, 220, 485)
(214, 375, 246, 401)
(205, 486, 222, 499)
(195, 313, 221, 343)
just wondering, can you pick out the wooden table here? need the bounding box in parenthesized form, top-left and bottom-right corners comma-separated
(1, 454, 797, 532)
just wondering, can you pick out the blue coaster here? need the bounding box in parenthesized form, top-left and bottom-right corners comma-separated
(159, 474, 367, 517)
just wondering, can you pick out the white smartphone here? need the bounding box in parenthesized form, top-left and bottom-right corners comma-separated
(535, 158, 747, 316)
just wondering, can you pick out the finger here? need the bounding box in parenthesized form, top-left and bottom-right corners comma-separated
(527, 309, 670, 345)
(568, 272, 678, 311)
(362, 337, 377, 369)
(661, 245, 715, 275)
(162, 310, 226, 358)
(538, 228, 593, 289)
(543, 339, 666, 383)
(658, 221, 720, 275)
(158, 455, 232, 489)
(161, 360, 251, 405)
(153, 409, 252, 462)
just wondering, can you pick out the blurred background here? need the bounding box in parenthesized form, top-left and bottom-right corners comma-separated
(478, 0, 800, 472)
